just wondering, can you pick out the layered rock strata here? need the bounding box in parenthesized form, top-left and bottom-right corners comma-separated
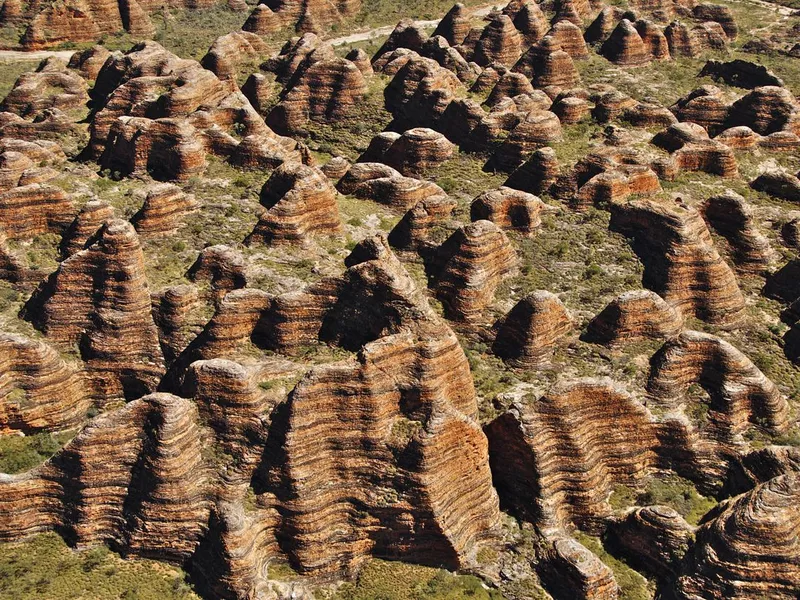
(609, 197, 745, 326)
(584, 290, 683, 347)
(429, 220, 518, 322)
(21, 219, 165, 401)
(246, 163, 341, 245)
(492, 291, 572, 367)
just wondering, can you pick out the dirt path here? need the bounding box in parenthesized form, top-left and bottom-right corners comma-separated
(0, 49, 75, 62)
(328, 4, 497, 46)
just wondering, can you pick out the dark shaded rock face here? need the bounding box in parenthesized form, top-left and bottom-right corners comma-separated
(699, 59, 784, 89)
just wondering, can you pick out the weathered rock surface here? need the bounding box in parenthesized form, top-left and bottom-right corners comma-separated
(607, 506, 695, 577)
(470, 186, 548, 234)
(247, 162, 341, 245)
(675, 473, 800, 599)
(609, 197, 745, 326)
(22, 219, 164, 401)
(492, 291, 572, 367)
(702, 190, 776, 274)
(200, 31, 269, 81)
(59, 200, 114, 258)
(0, 183, 75, 240)
(338, 162, 448, 210)
(432, 3, 471, 46)
(473, 14, 523, 67)
(0, 393, 211, 562)
(538, 535, 620, 600)
(751, 170, 800, 203)
(131, 183, 198, 235)
(186, 244, 247, 305)
(584, 290, 684, 347)
(267, 56, 367, 134)
(379, 127, 456, 176)
(647, 330, 790, 439)
(0, 333, 90, 433)
(429, 220, 517, 322)
(486, 378, 662, 531)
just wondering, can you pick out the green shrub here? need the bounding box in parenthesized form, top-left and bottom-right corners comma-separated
(0, 430, 76, 474)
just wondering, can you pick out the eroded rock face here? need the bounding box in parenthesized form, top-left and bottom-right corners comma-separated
(379, 127, 456, 176)
(21, 219, 164, 401)
(267, 56, 368, 134)
(247, 162, 341, 245)
(0, 184, 75, 240)
(473, 14, 523, 67)
(90, 42, 303, 181)
(751, 170, 800, 203)
(607, 506, 695, 577)
(131, 183, 198, 235)
(647, 330, 790, 440)
(338, 162, 448, 210)
(1, 60, 89, 118)
(702, 190, 776, 274)
(601, 20, 652, 66)
(675, 473, 800, 599)
(59, 200, 114, 258)
(486, 378, 662, 531)
(492, 291, 572, 367)
(433, 3, 471, 46)
(513, 36, 580, 89)
(0, 393, 211, 560)
(187, 245, 247, 305)
(470, 187, 548, 234)
(0, 333, 90, 433)
(651, 122, 738, 179)
(538, 535, 620, 600)
(609, 197, 745, 326)
(201, 31, 270, 81)
(584, 290, 684, 347)
(429, 220, 518, 322)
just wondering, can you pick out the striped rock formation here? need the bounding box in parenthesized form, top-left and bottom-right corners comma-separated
(485, 378, 662, 531)
(674, 473, 800, 599)
(379, 128, 456, 177)
(187, 245, 248, 305)
(470, 186, 549, 234)
(429, 220, 518, 322)
(701, 190, 776, 275)
(609, 196, 745, 326)
(89, 42, 303, 181)
(0, 333, 90, 433)
(388, 194, 457, 251)
(21, 219, 165, 402)
(472, 14, 523, 67)
(432, 3, 471, 46)
(246, 163, 341, 245)
(647, 330, 790, 440)
(337, 162, 449, 210)
(0, 183, 75, 239)
(267, 56, 368, 134)
(513, 36, 580, 89)
(0, 393, 211, 562)
(200, 31, 269, 81)
(131, 183, 198, 235)
(606, 506, 695, 577)
(59, 200, 114, 258)
(584, 290, 684, 347)
(538, 535, 620, 600)
(492, 291, 573, 367)
(0, 60, 89, 118)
